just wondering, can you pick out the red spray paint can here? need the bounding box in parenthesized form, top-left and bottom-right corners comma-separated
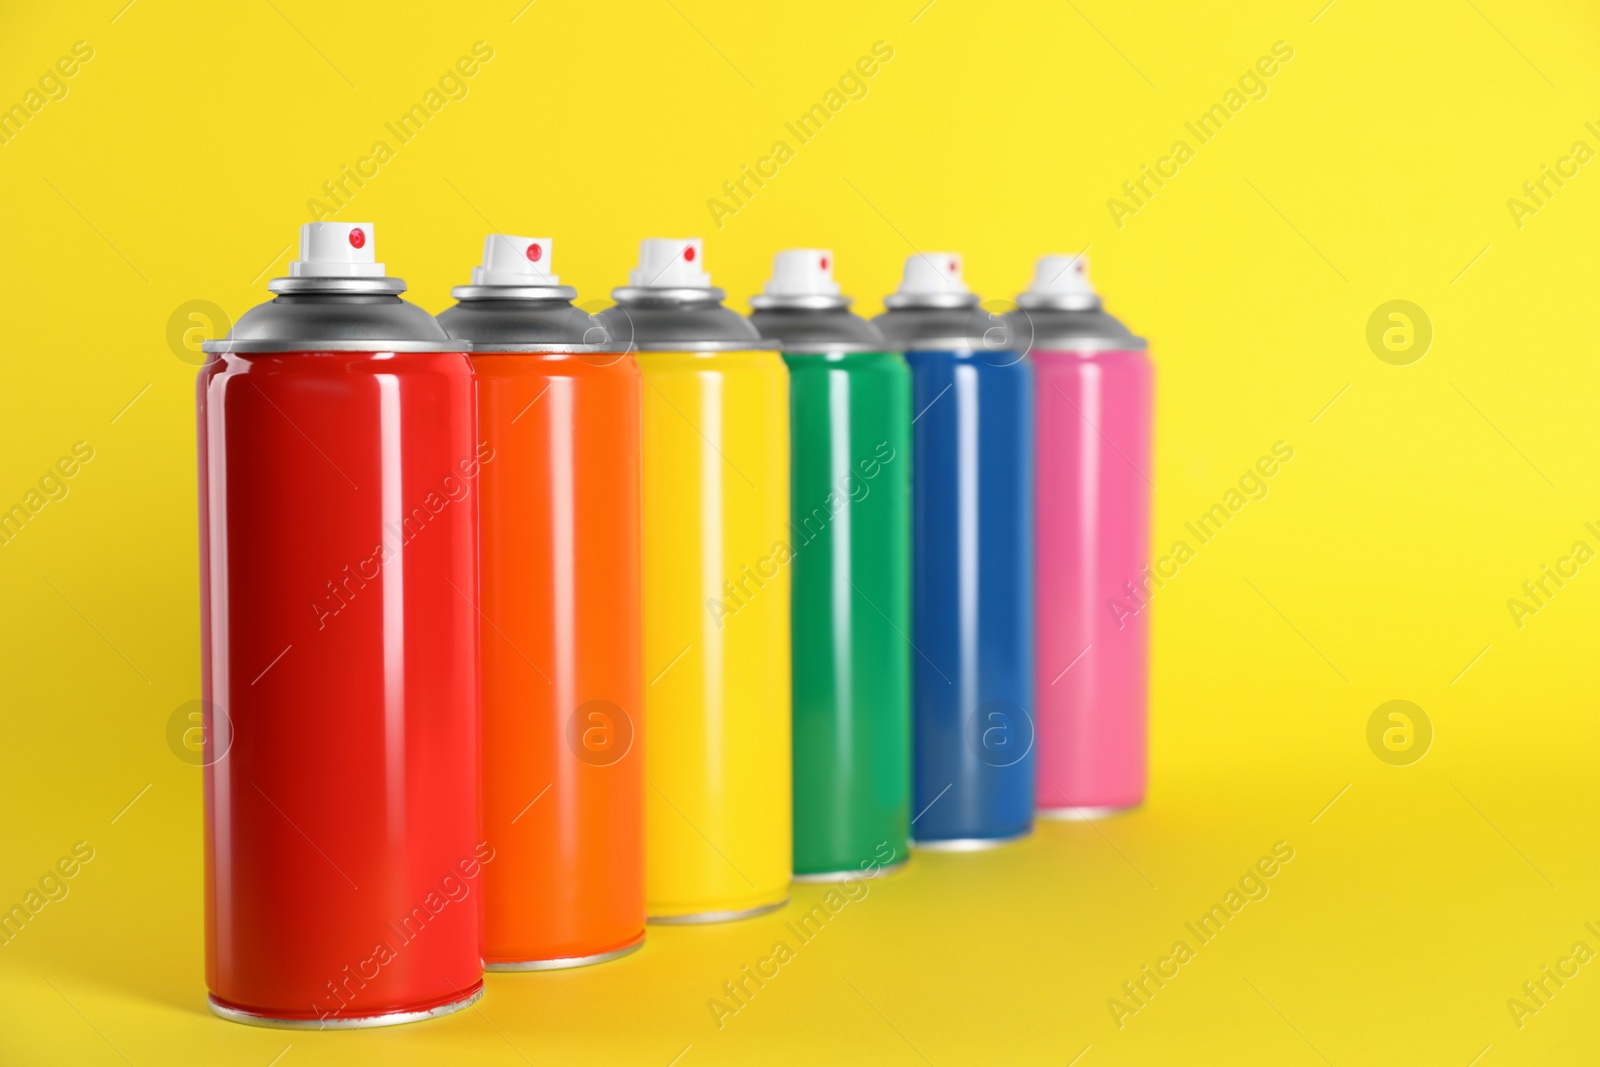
(198, 222, 485, 1028)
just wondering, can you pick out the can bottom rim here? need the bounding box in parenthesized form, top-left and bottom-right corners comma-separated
(793, 858, 909, 883)
(208, 983, 483, 1030)
(486, 933, 645, 971)
(912, 830, 1031, 852)
(648, 898, 788, 925)
(1037, 803, 1142, 821)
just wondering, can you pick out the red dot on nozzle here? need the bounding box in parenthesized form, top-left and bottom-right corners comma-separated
(947, 259, 956, 272)
(820, 256, 829, 270)
(349, 228, 366, 249)
(684, 246, 696, 262)
(527, 243, 543, 263)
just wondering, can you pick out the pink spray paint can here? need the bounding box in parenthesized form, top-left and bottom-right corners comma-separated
(1008, 255, 1151, 817)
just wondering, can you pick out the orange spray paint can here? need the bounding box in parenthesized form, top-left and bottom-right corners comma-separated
(439, 235, 644, 968)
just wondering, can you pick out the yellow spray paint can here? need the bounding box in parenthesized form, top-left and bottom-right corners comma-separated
(600, 238, 792, 921)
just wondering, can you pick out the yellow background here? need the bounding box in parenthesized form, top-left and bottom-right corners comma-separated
(2, 0, 1598, 1062)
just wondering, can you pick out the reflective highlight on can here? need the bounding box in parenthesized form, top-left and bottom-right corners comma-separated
(438, 235, 645, 968)
(199, 223, 482, 1027)
(875, 253, 1036, 847)
(1007, 255, 1151, 817)
(749, 248, 912, 878)
(600, 238, 792, 920)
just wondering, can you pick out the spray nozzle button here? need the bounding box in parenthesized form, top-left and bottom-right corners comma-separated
(630, 238, 712, 288)
(290, 222, 385, 278)
(763, 248, 841, 298)
(471, 234, 559, 286)
(1026, 254, 1096, 299)
(896, 252, 968, 297)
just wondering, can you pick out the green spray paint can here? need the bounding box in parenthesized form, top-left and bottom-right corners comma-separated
(748, 249, 911, 881)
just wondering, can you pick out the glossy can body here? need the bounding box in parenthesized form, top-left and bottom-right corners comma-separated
(1033, 348, 1152, 814)
(471, 350, 644, 966)
(904, 349, 1036, 844)
(785, 350, 912, 876)
(198, 347, 483, 1024)
(639, 350, 792, 919)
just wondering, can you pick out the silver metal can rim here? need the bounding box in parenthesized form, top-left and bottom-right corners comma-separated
(912, 829, 1032, 852)
(1037, 803, 1143, 821)
(895, 339, 1024, 354)
(465, 343, 621, 354)
(792, 858, 909, 883)
(611, 285, 727, 305)
(628, 340, 780, 352)
(201, 340, 467, 354)
(449, 284, 580, 301)
(485, 933, 645, 971)
(882, 292, 981, 310)
(748, 293, 853, 311)
(1015, 293, 1102, 311)
(1027, 337, 1149, 353)
(266, 276, 407, 296)
(647, 897, 789, 925)
(207, 984, 483, 1030)
(780, 343, 895, 355)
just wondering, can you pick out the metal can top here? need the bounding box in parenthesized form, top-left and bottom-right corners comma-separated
(749, 299, 888, 354)
(597, 238, 775, 352)
(874, 251, 1024, 353)
(1002, 304, 1147, 352)
(747, 249, 888, 353)
(1004, 254, 1147, 352)
(202, 223, 461, 354)
(437, 235, 612, 352)
(874, 300, 1033, 354)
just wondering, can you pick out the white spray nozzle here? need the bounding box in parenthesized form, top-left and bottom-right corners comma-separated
(629, 238, 711, 288)
(290, 222, 385, 278)
(763, 248, 841, 298)
(472, 234, 558, 286)
(1026, 254, 1096, 301)
(896, 252, 967, 297)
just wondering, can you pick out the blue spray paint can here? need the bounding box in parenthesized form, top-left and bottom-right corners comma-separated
(874, 253, 1035, 848)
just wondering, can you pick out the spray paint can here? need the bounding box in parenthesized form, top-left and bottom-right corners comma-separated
(198, 223, 483, 1027)
(1005, 255, 1151, 818)
(874, 254, 1035, 849)
(598, 239, 791, 922)
(748, 249, 911, 881)
(437, 235, 644, 968)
